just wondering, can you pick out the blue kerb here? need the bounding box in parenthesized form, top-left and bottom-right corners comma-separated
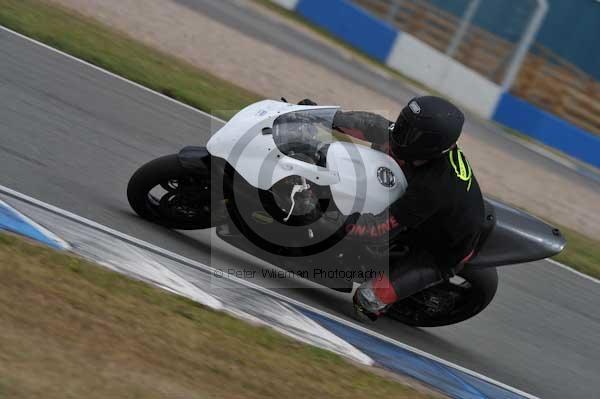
(298, 307, 529, 399)
(0, 201, 65, 249)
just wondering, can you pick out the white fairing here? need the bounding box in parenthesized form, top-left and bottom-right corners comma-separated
(206, 100, 407, 215)
(207, 100, 340, 189)
(326, 142, 407, 215)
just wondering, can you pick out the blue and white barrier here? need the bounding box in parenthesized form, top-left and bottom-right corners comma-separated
(296, 0, 398, 61)
(273, 0, 600, 169)
(386, 33, 502, 117)
(493, 93, 600, 168)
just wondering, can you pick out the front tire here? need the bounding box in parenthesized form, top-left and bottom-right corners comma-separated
(127, 154, 212, 230)
(387, 267, 498, 327)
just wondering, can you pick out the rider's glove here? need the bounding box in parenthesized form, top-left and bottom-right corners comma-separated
(344, 212, 405, 244)
(298, 99, 318, 106)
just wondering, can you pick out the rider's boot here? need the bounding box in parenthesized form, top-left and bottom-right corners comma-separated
(352, 259, 447, 323)
(352, 276, 397, 323)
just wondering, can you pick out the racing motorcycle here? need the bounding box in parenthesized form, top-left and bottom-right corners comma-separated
(127, 100, 566, 327)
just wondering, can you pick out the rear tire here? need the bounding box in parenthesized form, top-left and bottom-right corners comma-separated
(127, 154, 212, 230)
(387, 267, 498, 327)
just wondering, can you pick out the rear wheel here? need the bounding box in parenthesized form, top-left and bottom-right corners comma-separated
(127, 154, 212, 230)
(387, 267, 498, 327)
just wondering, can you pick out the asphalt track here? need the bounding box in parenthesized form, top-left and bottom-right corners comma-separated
(0, 26, 599, 399)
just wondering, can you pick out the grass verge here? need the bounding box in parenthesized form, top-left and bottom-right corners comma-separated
(0, 233, 434, 398)
(0, 0, 260, 120)
(554, 226, 600, 279)
(0, 0, 597, 279)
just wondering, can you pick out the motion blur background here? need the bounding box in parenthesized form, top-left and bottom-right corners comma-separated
(277, 0, 600, 169)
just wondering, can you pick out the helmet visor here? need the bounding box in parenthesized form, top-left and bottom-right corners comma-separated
(391, 115, 424, 153)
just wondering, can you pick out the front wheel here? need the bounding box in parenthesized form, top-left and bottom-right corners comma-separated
(387, 267, 498, 327)
(127, 154, 213, 230)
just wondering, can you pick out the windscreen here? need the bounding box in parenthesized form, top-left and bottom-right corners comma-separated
(272, 109, 339, 163)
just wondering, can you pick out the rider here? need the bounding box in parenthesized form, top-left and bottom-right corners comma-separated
(299, 96, 485, 322)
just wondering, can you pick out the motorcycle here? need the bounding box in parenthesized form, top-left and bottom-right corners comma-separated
(127, 100, 566, 327)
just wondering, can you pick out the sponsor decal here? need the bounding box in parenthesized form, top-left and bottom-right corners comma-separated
(377, 167, 396, 188)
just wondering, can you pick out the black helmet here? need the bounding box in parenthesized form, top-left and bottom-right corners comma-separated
(390, 96, 464, 160)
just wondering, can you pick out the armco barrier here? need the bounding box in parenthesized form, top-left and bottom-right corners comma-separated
(493, 93, 600, 168)
(269, 0, 600, 170)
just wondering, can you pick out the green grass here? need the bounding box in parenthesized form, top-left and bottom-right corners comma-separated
(0, 233, 435, 399)
(0, 0, 260, 120)
(0, 0, 597, 279)
(554, 226, 600, 279)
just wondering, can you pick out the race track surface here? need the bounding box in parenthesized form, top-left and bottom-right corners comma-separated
(1, 27, 599, 399)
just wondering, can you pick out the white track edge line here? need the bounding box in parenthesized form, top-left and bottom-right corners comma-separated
(546, 258, 600, 284)
(0, 184, 538, 399)
(0, 25, 226, 124)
